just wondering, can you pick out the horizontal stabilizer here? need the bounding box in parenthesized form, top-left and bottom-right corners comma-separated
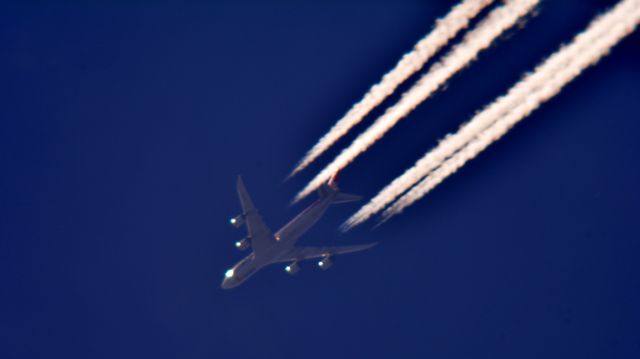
(332, 192, 362, 204)
(316, 178, 361, 204)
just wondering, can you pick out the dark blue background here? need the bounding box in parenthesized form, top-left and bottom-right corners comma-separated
(2, 1, 639, 358)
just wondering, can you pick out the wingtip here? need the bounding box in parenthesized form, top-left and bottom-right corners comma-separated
(291, 190, 308, 205)
(375, 210, 396, 228)
(284, 168, 297, 183)
(371, 216, 388, 230)
(289, 195, 301, 207)
(339, 216, 361, 232)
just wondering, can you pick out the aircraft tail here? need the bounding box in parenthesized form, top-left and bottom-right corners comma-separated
(317, 174, 362, 204)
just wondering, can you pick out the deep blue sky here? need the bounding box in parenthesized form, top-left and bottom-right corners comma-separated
(2, 1, 639, 358)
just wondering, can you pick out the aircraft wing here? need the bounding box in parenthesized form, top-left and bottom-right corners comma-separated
(236, 175, 274, 255)
(278, 242, 377, 262)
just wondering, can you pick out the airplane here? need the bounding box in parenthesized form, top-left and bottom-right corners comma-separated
(221, 174, 376, 289)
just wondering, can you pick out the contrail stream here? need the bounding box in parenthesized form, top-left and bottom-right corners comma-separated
(343, 0, 635, 229)
(295, 0, 539, 203)
(289, 0, 494, 177)
(379, 0, 640, 223)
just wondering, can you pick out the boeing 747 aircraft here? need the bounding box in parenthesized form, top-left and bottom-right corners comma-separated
(221, 175, 376, 289)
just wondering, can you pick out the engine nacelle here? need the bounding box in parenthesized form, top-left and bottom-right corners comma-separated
(318, 255, 333, 270)
(229, 214, 245, 228)
(285, 262, 300, 275)
(235, 237, 250, 251)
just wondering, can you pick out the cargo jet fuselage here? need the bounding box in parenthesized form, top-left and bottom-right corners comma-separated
(221, 176, 375, 289)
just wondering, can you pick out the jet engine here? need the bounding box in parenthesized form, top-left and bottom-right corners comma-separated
(285, 262, 300, 275)
(229, 214, 245, 228)
(318, 255, 333, 270)
(234, 237, 250, 251)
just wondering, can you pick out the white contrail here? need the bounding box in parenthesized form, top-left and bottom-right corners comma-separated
(342, 0, 629, 229)
(381, 0, 640, 222)
(289, 0, 494, 177)
(294, 0, 539, 203)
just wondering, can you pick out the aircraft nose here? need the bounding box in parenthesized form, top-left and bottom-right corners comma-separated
(221, 277, 239, 289)
(221, 271, 238, 289)
(221, 268, 243, 289)
(221, 278, 230, 289)
(221, 276, 232, 289)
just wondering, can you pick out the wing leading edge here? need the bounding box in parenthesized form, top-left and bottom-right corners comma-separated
(278, 242, 377, 262)
(236, 175, 274, 256)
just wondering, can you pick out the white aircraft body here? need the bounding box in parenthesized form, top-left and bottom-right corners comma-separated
(221, 175, 375, 289)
